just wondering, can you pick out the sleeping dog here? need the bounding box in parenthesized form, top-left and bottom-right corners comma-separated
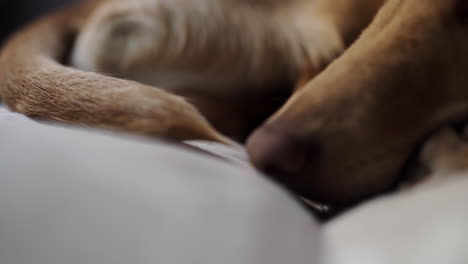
(2, 0, 467, 206)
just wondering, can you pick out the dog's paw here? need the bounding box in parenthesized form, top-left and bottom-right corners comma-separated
(420, 126, 468, 175)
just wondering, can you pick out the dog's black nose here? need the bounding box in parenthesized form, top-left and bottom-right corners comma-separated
(246, 124, 320, 179)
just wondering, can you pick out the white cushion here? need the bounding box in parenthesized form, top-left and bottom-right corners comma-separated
(322, 176, 468, 264)
(0, 118, 320, 264)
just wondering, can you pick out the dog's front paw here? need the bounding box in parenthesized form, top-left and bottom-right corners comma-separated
(420, 126, 468, 176)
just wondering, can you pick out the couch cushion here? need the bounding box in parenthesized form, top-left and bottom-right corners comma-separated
(0, 117, 320, 264)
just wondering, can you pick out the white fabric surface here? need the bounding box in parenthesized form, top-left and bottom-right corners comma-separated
(0, 115, 320, 264)
(322, 177, 468, 264)
(1, 105, 468, 263)
(0, 104, 28, 121)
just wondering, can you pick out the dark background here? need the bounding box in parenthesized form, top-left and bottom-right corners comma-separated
(0, 0, 76, 45)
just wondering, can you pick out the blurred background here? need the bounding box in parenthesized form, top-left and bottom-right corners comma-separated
(0, 0, 75, 45)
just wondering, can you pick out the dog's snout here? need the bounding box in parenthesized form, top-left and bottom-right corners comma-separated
(246, 124, 320, 180)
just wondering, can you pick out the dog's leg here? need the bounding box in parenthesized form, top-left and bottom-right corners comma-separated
(416, 127, 468, 184)
(0, 2, 229, 143)
(399, 127, 464, 189)
(0, 0, 385, 143)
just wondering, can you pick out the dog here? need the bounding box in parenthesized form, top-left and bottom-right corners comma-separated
(14, 0, 468, 208)
(0, 0, 384, 143)
(247, 0, 468, 205)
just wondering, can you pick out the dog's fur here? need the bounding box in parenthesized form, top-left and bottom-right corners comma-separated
(0, 0, 384, 142)
(8, 0, 467, 206)
(0, 1, 229, 142)
(414, 125, 468, 185)
(247, 0, 468, 204)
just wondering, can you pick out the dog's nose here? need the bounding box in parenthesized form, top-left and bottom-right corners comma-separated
(246, 124, 320, 179)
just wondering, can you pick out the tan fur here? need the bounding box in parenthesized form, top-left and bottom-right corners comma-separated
(0, 1, 231, 142)
(419, 126, 468, 181)
(248, 0, 468, 204)
(397, 124, 468, 190)
(0, 0, 382, 142)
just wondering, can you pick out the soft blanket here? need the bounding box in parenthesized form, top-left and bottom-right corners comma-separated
(1, 104, 467, 264)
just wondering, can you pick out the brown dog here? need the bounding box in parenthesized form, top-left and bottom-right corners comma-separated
(0, 0, 383, 143)
(247, 0, 468, 205)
